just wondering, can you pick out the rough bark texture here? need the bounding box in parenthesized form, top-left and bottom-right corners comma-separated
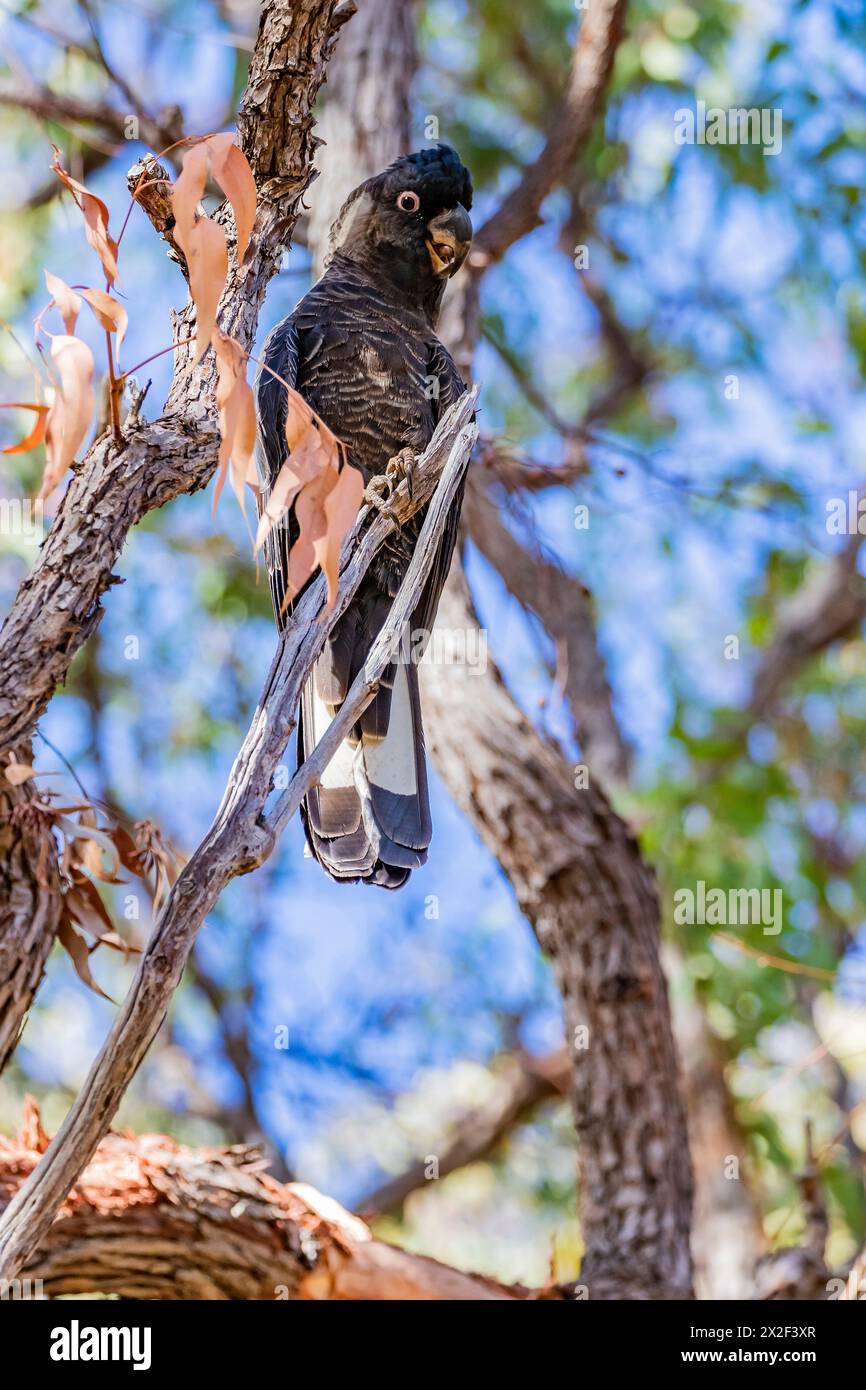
(303, 0, 693, 1299)
(423, 568, 693, 1299)
(0, 395, 476, 1285)
(0, 751, 62, 1072)
(0, 1107, 532, 1300)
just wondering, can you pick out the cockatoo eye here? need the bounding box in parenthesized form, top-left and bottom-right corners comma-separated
(396, 190, 421, 213)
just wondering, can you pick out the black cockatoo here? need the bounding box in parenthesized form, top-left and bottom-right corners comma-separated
(256, 144, 473, 889)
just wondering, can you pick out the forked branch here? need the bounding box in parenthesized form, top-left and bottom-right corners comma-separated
(0, 391, 477, 1284)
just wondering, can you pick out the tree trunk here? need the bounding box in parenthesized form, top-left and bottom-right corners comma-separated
(305, 0, 695, 1299)
(423, 569, 693, 1297)
(305, 0, 418, 274)
(0, 747, 61, 1073)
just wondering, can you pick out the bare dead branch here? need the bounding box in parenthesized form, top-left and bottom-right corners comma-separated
(464, 479, 631, 784)
(359, 1048, 570, 1217)
(472, 2, 627, 268)
(0, 392, 476, 1285)
(749, 524, 866, 716)
(126, 158, 184, 266)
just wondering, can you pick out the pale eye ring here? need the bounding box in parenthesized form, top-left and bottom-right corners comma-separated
(396, 190, 420, 213)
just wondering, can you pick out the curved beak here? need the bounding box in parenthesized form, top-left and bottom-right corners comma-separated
(425, 203, 473, 278)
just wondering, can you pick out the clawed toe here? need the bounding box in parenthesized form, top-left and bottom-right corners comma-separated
(364, 447, 418, 521)
(363, 475, 398, 523)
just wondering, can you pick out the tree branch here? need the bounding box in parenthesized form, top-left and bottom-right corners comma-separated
(439, 0, 628, 376)
(0, 756, 62, 1072)
(421, 563, 694, 1298)
(0, 391, 476, 1285)
(0, 0, 349, 757)
(0, 87, 182, 160)
(464, 479, 631, 785)
(748, 524, 866, 716)
(0, 1106, 533, 1300)
(359, 1048, 570, 1217)
(471, 1, 627, 268)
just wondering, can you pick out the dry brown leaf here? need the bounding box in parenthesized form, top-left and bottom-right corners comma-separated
(57, 916, 114, 1002)
(170, 140, 210, 246)
(66, 879, 115, 936)
(81, 287, 128, 356)
(284, 464, 337, 603)
(251, 376, 359, 609)
(316, 459, 365, 610)
(212, 330, 258, 515)
(4, 761, 36, 785)
(56, 812, 122, 882)
(44, 270, 81, 335)
(78, 831, 125, 883)
(172, 141, 226, 365)
(254, 388, 336, 554)
(186, 215, 228, 365)
(111, 824, 146, 878)
(66, 879, 138, 955)
(282, 528, 317, 612)
(20, 1095, 51, 1153)
(170, 136, 256, 363)
(134, 819, 183, 913)
(50, 147, 119, 286)
(0, 403, 49, 456)
(208, 133, 256, 263)
(254, 455, 314, 554)
(254, 431, 327, 554)
(40, 335, 95, 498)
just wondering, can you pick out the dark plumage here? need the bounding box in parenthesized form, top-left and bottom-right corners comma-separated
(256, 144, 473, 888)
